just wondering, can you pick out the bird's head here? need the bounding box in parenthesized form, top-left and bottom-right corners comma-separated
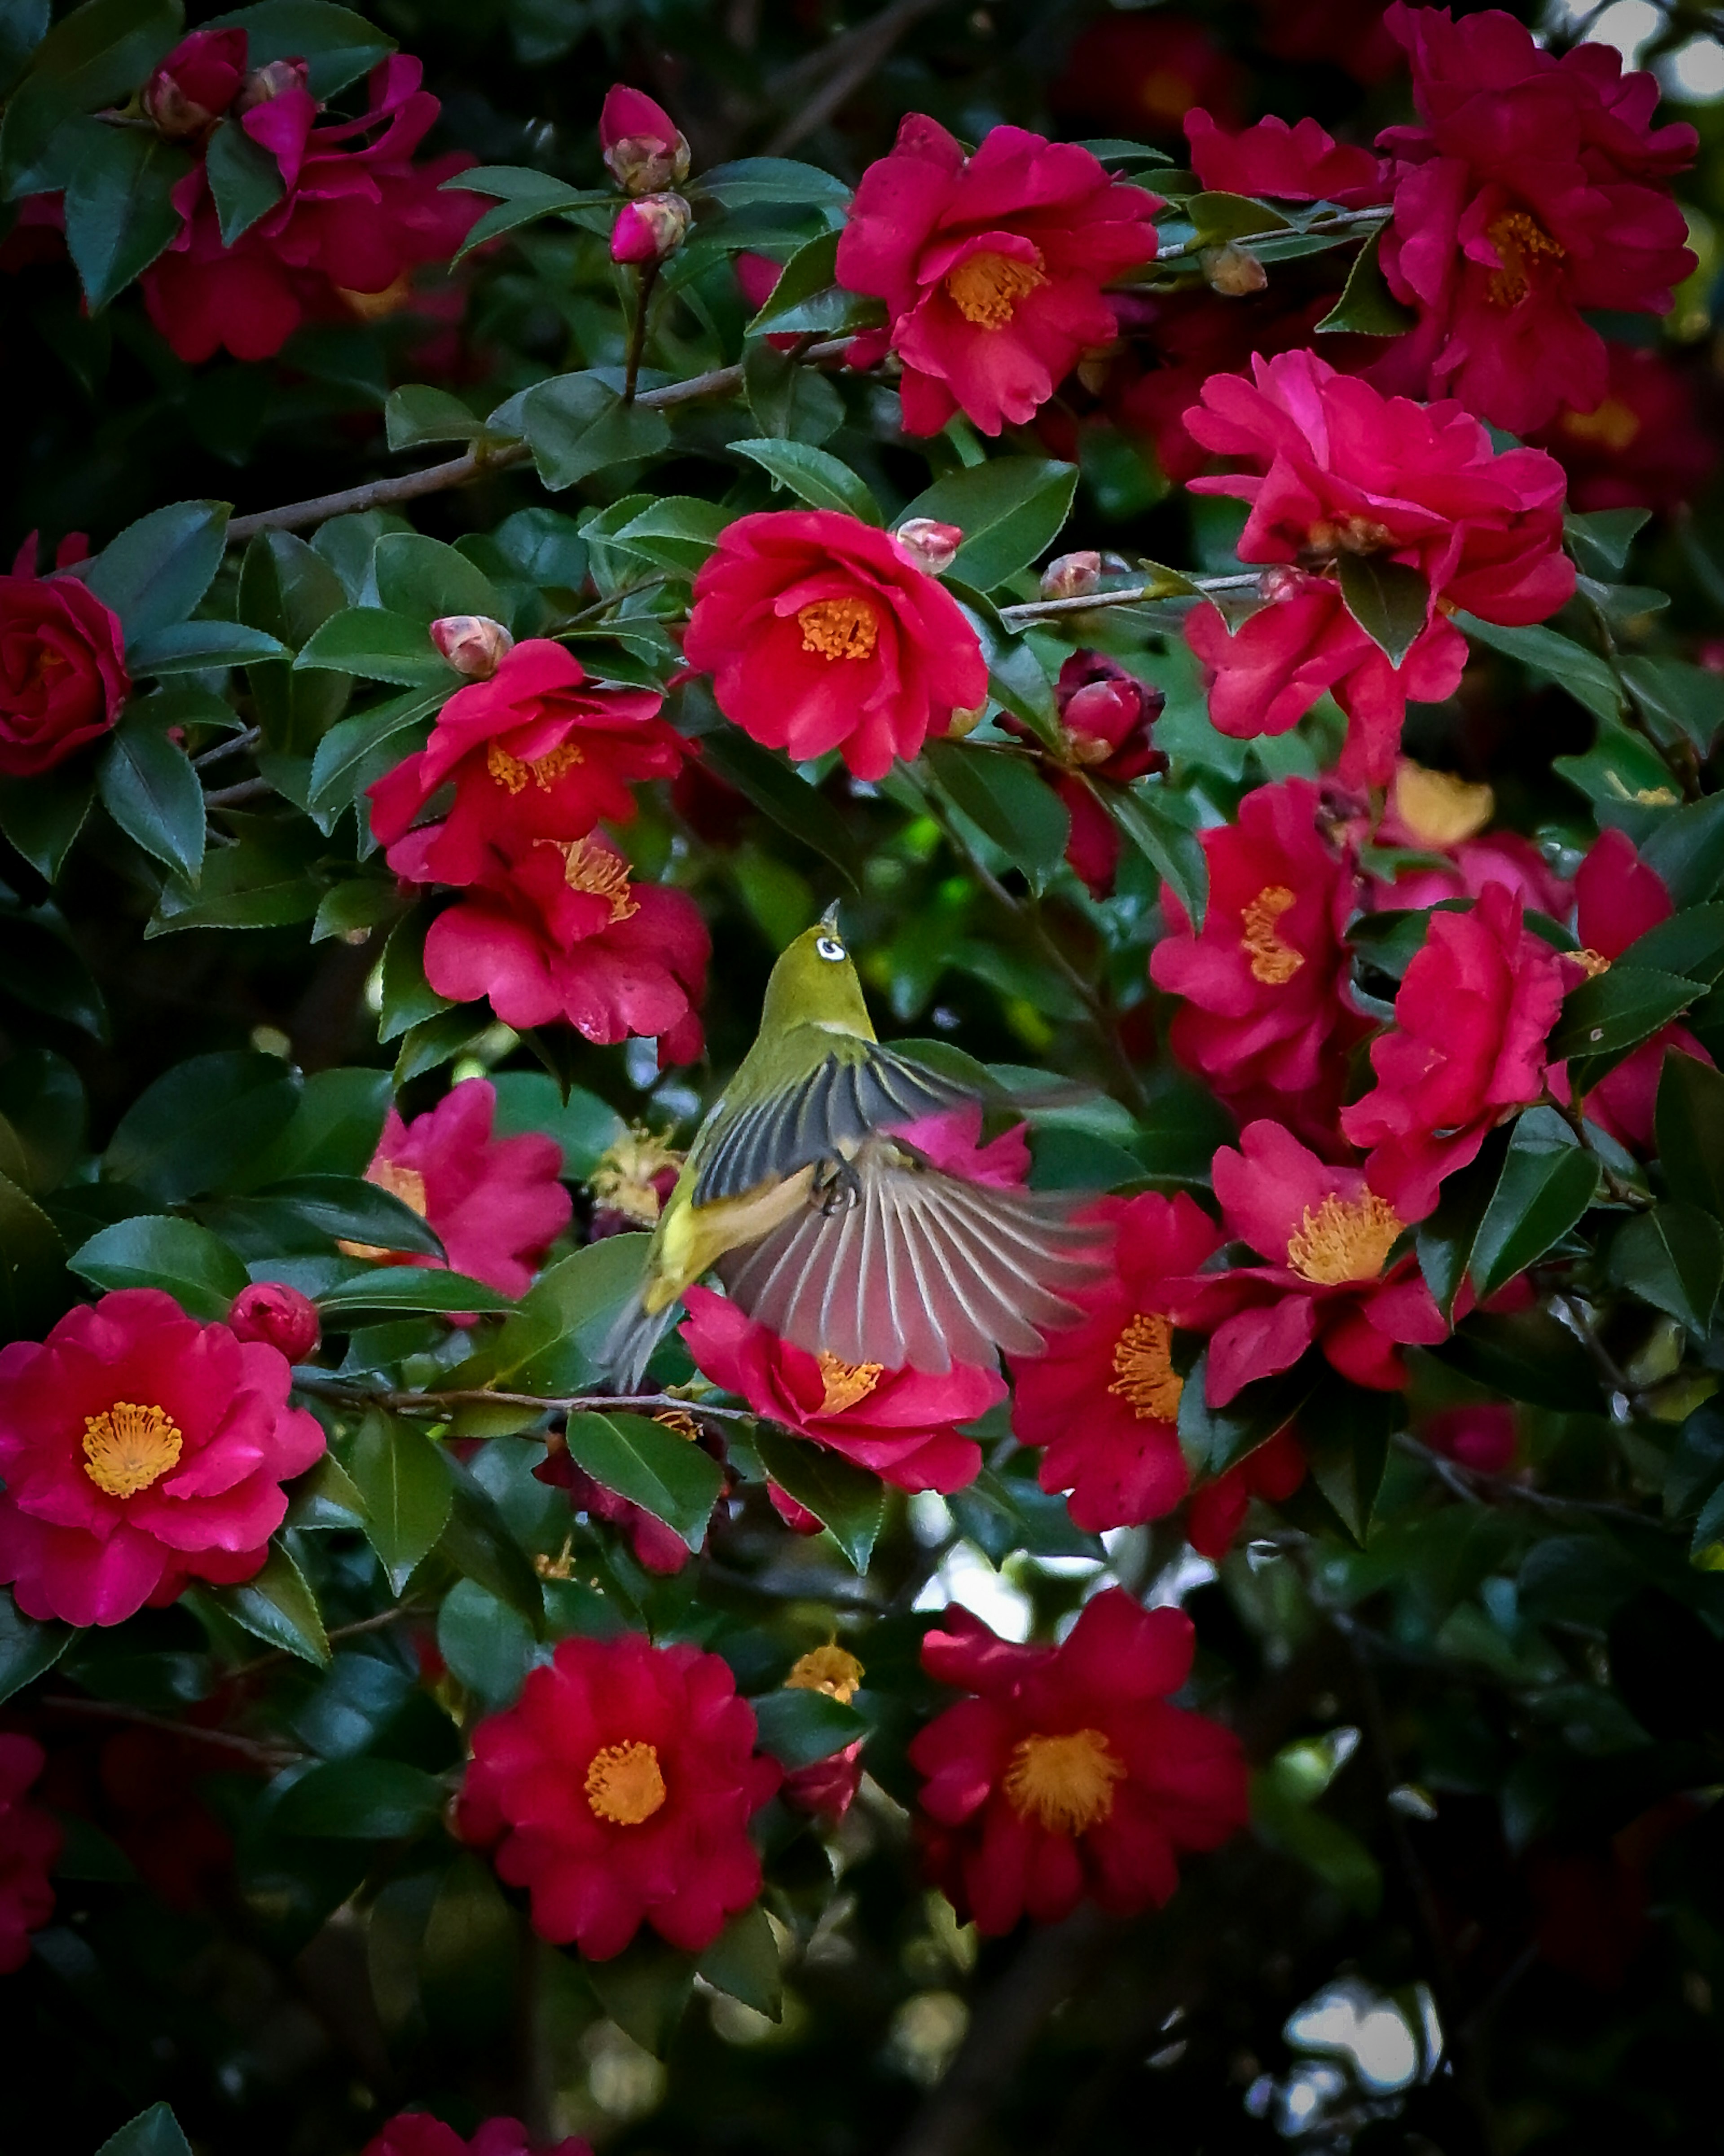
(760, 903, 876, 1037)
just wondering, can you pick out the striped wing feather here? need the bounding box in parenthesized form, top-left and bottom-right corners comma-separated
(691, 1041, 971, 1205)
(716, 1138, 1105, 1373)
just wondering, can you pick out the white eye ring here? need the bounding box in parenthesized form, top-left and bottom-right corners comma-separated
(815, 935, 846, 962)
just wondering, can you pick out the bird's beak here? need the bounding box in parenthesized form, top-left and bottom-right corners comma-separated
(819, 899, 842, 933)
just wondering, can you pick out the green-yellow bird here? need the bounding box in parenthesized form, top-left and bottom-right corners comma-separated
(603, 906, 1105, 1388)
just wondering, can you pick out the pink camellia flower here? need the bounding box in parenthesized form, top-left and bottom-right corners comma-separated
(1009, 1192, 1220, 1533)
(228, 1281, 321, 1364)
(1423, 1402, 1516, 1474)
(351, 1077, 570, 1299)
(836, 114, 1161, 437)
(141, 57, 482, 366)
(1565, 828, 1713, 1152)
(1003, 653, 1166, 898)
(910, 1589, 1249, 1935)
(683, 509, 987, 781)
(0, 544, 128, 778)
(0, 1735, 60, 1973)
(1535, 344, 1717, 517)
(1182, 348, 1574, 787)
(1365, 759, 1573, 918)
(534, 1414, 710, 1577)
(599, 84, 690, 195)
(369, 639, 687, 886)
(1371, 3, 1697, 435)
(1186, 1426, 1306, 1560)
(1149, 778, 1368, 1138)
(1341, 881, 1568, 1220)
(1184, 110, 1386, 205)
(405, 829, 709, 1066)
(1158, 1123, 1450, 1408)
(0, 1288, 325, 1627)
(365, 2114, 589, 2156)
(456, 1631, 779, 1960)
(142, 28, 248, 138)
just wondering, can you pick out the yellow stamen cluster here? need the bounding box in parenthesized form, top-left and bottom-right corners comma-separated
(797, 595, 880, 662)
(786, 1644, 865, 1705)
(1286, 1190, 1404, 1286)
(944, 248, 1047, 329)
(588, 1125, 684, 1226)
(1487, 211, 1566, 309)
(1558, 398, 1641, 453)
(1003, 1728, 1125, 1836)
(1108, 1312, 1183, 1423)
(816, 1350, 884, 1416)
(83, 1402, 184, 1499)
(485, 738, 585, 795)
(550, 837, 639, 923)
(1570, 948, 1612, 979)
(1240, 885, 1304, 986)
(585, 1740, 667, 1825)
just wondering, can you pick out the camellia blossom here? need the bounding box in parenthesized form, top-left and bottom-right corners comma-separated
(599, 84, 690, 195)
(1371, 3, 1697, 434)
(350, 1078, 570, 1299)
(1423, 1402, 1516, 1474)
(1005, 653, 1167, 897)
(0, 1288, 325, 1627)
(1158, 1122, 1451, 1408)
(1010, 1192, 1221, 1533)
(534, 1412, 709, 1576)
(910, 1588, 1249, 1934)
(1366, 760, 1573, 918)
(1182, 348, 1574, 786)
(0, 1735, 60, 1973)
(364, 2111, 589, 2156)
(780, 1645, 867, 1819)
(369, 639, 687, 885)
(1184, 110, 1385, 205)
(0, 545, 128, 778)
(455, 1631, 780, 1960)
(1186, 1426, 1306, 1560)
(683, 508, 987, 780)
(1533, 343, 1716, 516)
(227, 1281, 321, 1364)
(1341, 882, 1568, 1220)
(141, 55, 482, 365)
(1149, 778, 1368, 1131)
(836, 114, 1160, 436)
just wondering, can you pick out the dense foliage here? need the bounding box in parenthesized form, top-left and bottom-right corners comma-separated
(6, 2, 1724, 2152)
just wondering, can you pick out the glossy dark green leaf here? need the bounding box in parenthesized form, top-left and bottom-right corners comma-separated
(147, 817, 325, 936)
(240, 529, 353, 754)
(239, 1067, 391, 1187)
(743, 226, 881, 336)
(94, 2103, 194, 2156)
(63, 123, 189, 310)
(1623, 903, 1724, 987)
(0, 1593, 73, 1707)
(1110, 781, 1206, 926)
(1548, 964, 1698, 1065)
(205, 0, 394, 96)
(313, 1269, 514, 1318)
(273, 1756, 445, 1839)
(0, 1047, 85, 1193)
(373, 533, 502, 626)
(1609, 1204, 1724, 1336)
(897, 458, 1078, 593)
(106, 1050, 299, 1201)
(1416, 1124, 1511, 1319)
(97, 719, 205, 880)
(68, 1215, 249, 1319)
(1314, 228, 1414, 335)
(742, 338, 845, 445)
(294, 607, 458, 688)
(1337, 551, 1430, 668)
(218, 1540, 330, 1666)
(1177, 1355, 1315, 1481)
(0, 765, 92, 882)
(924, 738, 1070, 894)
(384, 383, 487, 451)
(1469, 1129, 1599, 1302)
(247, 1174, 446, 1257)
(1432, 1309, 1601, 1412)
(520, 371, 672, 491)
(203, 111, 283, 244)
(701, 155, 850, 208)
(1456, 614, 1622, 722)
(347, 1409, 453, 1594)
(86, 500, 229, 641)
(1619, 656, 1724, 759)
(448, 171, 611, 263)
(564, 1411, 725, 1551)
(0, 1166, 70, 1338)
(127, 619, 289, 674)
(582, 1931, 696, 2056)
(696, 725, 862, 889)
(489, 1072, 624, 1180)
(0, 907, 106, 1037)
(1301, 1385, 1397, 1545)
(436, 1578, 534, 1708)
(730, 436, 881, 523)
(1656, 1051, 1724, 1223)
(696, 1903, 782, 2020)
(752, 1427, 885, 1572)
(1641, 793, 1724, 908)
(750, 1686, 867, 1768)
(307, 688, 437, 823)
(1564, 507, 1649, 580)
(377, 908, 453, 1042)
(438, 1454, 545, 1626)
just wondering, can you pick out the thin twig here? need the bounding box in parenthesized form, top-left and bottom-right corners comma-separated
(38, 1693, 303, 1768)
(764, 0, 949, 154)
(296, 1377, 758, 1424)
(1152, 204, 1388, 263)
(997, 573, 1258, 628)
(1392, 1431, 1660, 1524)
(193, 725, 262, 770)
(229, 1602, 429, 1680)
(202, 777, 277, 809)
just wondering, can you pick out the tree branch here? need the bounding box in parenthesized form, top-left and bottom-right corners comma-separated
(764, 0, 949, 155)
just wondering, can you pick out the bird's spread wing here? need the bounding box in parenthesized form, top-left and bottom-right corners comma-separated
(690, 1039, 972, 1206)
(714, 1136, 1106, 1373)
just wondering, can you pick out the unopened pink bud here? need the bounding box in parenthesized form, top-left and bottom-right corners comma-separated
(894, 518, 963, 575)
(229, 1282, 321, 1364)
(1041, 551, 1103, 600)
(431, 614, 515, 679)
(143, 27, 248, 138)
(238, 57, 310, 110)
(611, 192, 691, 265)
(600, 84, 691, 194)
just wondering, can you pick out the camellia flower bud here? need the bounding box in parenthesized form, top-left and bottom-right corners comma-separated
(228, 1282, 322, 1365)
(599, 84, 692, 195)
(611, 192, 691, 265)
(430, 614, 515, 679)
(237, 57, 310, 111)
(894, 518, 963, 575)
(1040, 551, 1103, 600)
(142, 27, 248, 139)
(946, 703, 988, 740)
(1200, 242, 1269, 296)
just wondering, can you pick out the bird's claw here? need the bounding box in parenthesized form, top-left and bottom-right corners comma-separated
(813, 1156, 861, 1216)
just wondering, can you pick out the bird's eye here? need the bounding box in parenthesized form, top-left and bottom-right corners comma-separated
(815, 935, 846, 962)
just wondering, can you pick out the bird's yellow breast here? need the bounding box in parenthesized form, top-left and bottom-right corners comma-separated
(642, 1163, 818, 1313)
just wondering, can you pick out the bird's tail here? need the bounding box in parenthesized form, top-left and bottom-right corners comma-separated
(595, 1290, 679, 1395)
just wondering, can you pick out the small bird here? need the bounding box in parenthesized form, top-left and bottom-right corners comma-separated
(603, 906, 1105, 1388)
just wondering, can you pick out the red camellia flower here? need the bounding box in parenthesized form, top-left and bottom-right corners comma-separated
(1371, 3, 1697, 434)
(1341, 882, 1568, 1220)
(405, 829, 709, 1066)
(1533, 343, 1716, 516)
(369, 640, 687, 885)
(0, 550, 128, 778)
(0, 1735, 60, 1972)
(1181, 348, 1574, 787)
(1186, 1426, 1306, 1561)
(455, 1631, 780, 1959)
(835, 114, 1160, 437)
(364, 2111, 590, 2156)
(1159, 1122, 1450, 1408)
(1149, 778, 1368, 1136)
(910, 1588, 1249, 1934)
(141, 56, 482, 365)
(1009, 1192, 1220, 1533)
(1004, 653, 1166, 897)
(1184, 110, 1386, 206)
(349, 1077, 570, 1299)
(1365, 760, 1572, 919)
(0, 1288, 325, 1627)
(1423, 1402, 1516, 1475)
(228, 1281, 321, 1364)
(683, 509, 987, 780)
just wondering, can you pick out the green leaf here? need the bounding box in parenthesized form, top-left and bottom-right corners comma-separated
(949, 588, 1056, 740)
(1432, 1309, 1600, 1412)
(106, 1050, 299, 1202)
(377, 907, 453, 1042)
(312, 878, 398, 944)
(1641, 793, 1724, 909)
(203, 112, 283, 244)
(238, 1067, 390, 1187)
(1564, 507, 1650, 581)
(439, 1454, 545, 1626)
(696, 1903, 782, 2021)
(1456, 614, 1623, 722)
(0, 1593, 73, 1707)
(1416, 1124, 1510, 1319)
(347, 1409, 453, 1595)
(0, 906, 106, 1037)
(373, 532, 502, 627)
(1625, 903, 1724, 988)
(582, 1931, 696, 2056)
(384, 384, 487, 451)
(86, 501, 229, 642)
(148, 817, 324, 935)
(394, 1005, 491, 1085)
(0, 1165, 72, 1339)
(751, 1427, 885, 1572)
(1610, 1204, 1724, 1336)
(1110, 782, 1206, 926)
(308, 688, 437, 824)
(1314, 228, 1414, 336)
(205, 0, 393, 96)
(490, 1071, 623, 1179)
(1548, 964, 1698, 1066)
(695, 726, 862, 889)
(700, 156, 851, 208)
(273, 1756, 445, 1839)
(63, 123, 189, 310)
(923, 738, 1070, 895)
(97, 720, 205, 880)
(452, 1234, 646, 1394)
(742, 338, 845, 445)
(1469, 1124, 1599, 1302)
(0, 765, 92, 882)
(127, 619, 289, 675)
(1187, 189, 1291, 242)
(218, 1540, 330, 1665)
(444, 168, 612, 263)
(730, 437, 881, 523)
(294, 608, 457, 688)
(897, 459, 1078, 593)
(750, 1686, 867, 1768)
(314, 1268, 514, 1318)
(519, 371, 672, 492)
(242, 1174, 446, 1257)
(1657, 1051, 1724, 1223)
(1336, 551, 1430, 668)
(1618, 657, 1724, 760)
(69, 1215, 249, 1319)
(436, 1578, 534, 1708)
(564, 1410, 725, 1551)
(286, 1452, 368, 1530)
(94, 2103, 195, 2156)
(743, 227, 881, 337)
(238, 527, 353, 755)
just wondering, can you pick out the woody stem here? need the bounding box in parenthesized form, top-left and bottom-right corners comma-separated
(624, 257, 663, 404)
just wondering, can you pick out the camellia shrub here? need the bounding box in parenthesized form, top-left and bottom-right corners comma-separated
(6, 1, 1724, 2151)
